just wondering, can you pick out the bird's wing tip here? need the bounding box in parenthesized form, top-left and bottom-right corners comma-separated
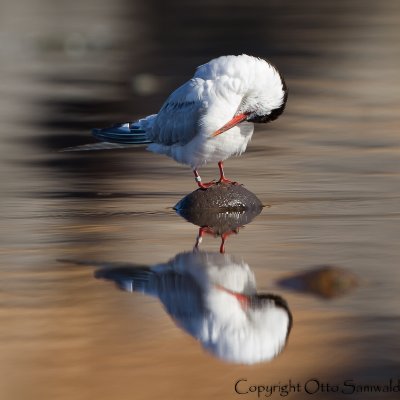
(60, 142, 131, 152)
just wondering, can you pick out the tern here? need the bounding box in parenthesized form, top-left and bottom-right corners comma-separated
(96, 251, 292, 364)
(92, 54, 288, 189)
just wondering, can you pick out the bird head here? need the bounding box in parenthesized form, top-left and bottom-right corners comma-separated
(240, 70, 288, 124)
(203, 291, 292, 364)
(208, 55, 288, 137)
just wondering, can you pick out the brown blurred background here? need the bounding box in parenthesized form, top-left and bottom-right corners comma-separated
(1, 0, 400, 399)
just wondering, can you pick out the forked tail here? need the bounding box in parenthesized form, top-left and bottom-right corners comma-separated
(61, 116, 155, 152)
(92, 122, 153, 144)
(95, 266, 156, 294)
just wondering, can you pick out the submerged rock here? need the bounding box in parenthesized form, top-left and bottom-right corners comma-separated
(278, 266, 359, 299)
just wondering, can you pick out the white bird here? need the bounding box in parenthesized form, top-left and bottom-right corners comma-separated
(96, 251, 292, 364)
(92, 54, 288, 189)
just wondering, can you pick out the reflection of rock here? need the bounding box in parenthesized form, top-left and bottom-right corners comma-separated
(96, 251, 292, 364)
(175, 184, 263, 253)
(174, 183, 263, 212)
(176, 200, 262, 235)
(278, 266, 358, 299)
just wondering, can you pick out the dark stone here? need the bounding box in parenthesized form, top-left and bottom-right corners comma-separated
(177, 206, 262, 235)
(174, 183, 264, 234)
(174, 183, 263, 212)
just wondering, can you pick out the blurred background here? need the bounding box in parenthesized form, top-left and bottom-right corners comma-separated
(1, 0, 400, 399)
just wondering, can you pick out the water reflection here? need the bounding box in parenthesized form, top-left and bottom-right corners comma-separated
(96, 249, 292, 364)
(278, 265, 358, 299)
(176, 205, 262, 253)
(94, 207, 291, 364)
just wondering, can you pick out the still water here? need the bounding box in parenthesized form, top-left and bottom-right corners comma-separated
(1, 0, 400, 399)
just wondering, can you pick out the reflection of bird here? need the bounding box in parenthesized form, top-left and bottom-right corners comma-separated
(92, 55, 287, 188)
(96, 251, 292, 364)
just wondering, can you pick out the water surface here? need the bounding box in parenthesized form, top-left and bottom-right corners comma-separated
(1, 0, 400, 399)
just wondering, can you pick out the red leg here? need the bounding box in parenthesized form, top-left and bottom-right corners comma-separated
(194, 227, 240, 253)
(194, 227, 215, 250)
(219, 229, 240, 253)
(193, 169, 215, 189)
(217, 161, 238, 185)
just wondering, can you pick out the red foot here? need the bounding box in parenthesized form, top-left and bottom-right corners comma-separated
(194, 227, 240, 253)
(218, 176, 239, 185)
(198, 226, 215, 238)
(194, 227, 216, 249)
(217, 161, 240, 186)
(197, 180, 216, 189)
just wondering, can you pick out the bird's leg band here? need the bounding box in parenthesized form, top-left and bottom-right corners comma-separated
(193, 170, 202, 182)
(193, 170, 215, 189)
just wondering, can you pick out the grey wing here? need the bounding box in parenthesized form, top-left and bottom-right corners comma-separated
(96, 264, 205, 335)
(148, 79, 207, 146)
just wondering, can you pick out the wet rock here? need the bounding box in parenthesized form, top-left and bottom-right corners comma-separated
(278, 266, 359, 299)
(176, 204, 262, 235)
(174, 183, 263, 213)
(174, 184, 264, 252)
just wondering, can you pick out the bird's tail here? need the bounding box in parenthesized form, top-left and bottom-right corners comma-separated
(95, 266, 156, 294)
(92, 122, 153, 145)
(61, 115, 155, 152)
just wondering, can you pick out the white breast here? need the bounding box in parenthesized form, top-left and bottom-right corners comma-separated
(146, 63, 256, 168)
(148, 121, 254, 169)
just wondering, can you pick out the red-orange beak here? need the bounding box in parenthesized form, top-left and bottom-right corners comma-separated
(215, 284, 250, 309)
(210, 113, 248, 137)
